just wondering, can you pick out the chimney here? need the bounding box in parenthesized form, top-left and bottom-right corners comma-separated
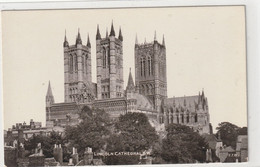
(71, 147, 79, 165)
(84, 147, 93, 165)
(53, 144, 63, 164)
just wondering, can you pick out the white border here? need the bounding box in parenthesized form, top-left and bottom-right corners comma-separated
(0, 0, 259, 167)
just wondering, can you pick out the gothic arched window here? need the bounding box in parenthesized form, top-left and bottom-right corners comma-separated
(69, 55, 73, 72)
(82, 54, 85, 72)
(75, 55, 78, 71)
(107, 51, 110, 67)
(148, 56, 152, 76)
(151, 84, 154, 94)
(187, 115, 189, 123)
(143, 58, 146, 77)
(103, 48, 106, 68)
(85, 55, 88, 73)
(146, 84, 149, 95)
(195, 114, 198, 123)
(141, 85, 145, 94)
(140, 57, 144, 76)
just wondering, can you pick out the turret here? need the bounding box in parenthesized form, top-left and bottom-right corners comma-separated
(96, 25, 101, 40)
(109, 21, 115, 37)
(109, 21, 116, 98)
(198, 91, 201, 104)
(126, 68, 135, 92)
(135, 34, 138, 46)
(106, 28, 108, 38)
(184, 96, 186, 107)
(87, 34, 91, 48)
(162, 35, 165, 47)
(118, 27, 123, 41)
(201, 89, 205, 98)
(154, 31, 157, 41)
(76, 29, 82, 45)
(46, 81, 54, 107)
(63, 30, 69, 47)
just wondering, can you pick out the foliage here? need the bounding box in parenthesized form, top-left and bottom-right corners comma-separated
(104, 112, 159, 165)
(161, 124, 208, 163)
(237, 127, 247, 135)
(65, 106, 111, 159)
(216, 122, 248, 149)
(216, 122, 239, 149)
(114, 112, 159, 151)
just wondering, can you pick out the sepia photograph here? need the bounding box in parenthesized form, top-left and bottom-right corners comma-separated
(1, 4, 249, 166)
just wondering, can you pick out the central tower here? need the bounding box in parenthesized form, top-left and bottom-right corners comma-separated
(135, 33, 167, 113)
(96, 23, 124, 99)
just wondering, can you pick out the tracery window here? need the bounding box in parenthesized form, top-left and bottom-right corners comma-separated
(103, 48, 106, 68)
(187, 115, 189, 123)
(146, 85, 149, 95)
(75, 55, 78, 71)
(85, 55, 88, 73)
(140, 57, 144, 76)
(69, 55, 73, 72)
(82, 54, 85, 72)
(143, 58, 146, 77)
(148, 56, 152, 76)
(141, 85, 145, 94)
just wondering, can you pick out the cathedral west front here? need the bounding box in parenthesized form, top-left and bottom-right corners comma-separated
(45, 22, 211, 134)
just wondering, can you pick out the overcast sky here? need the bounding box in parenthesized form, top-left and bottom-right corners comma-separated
(2, 6, 247, 132)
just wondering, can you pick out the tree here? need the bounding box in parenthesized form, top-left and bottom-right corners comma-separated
(114, 112, 159, 151)
(237, 127, 247, 135)
(65, 106, 111, 159)
(105, 112, 159, 165)
(161, 124, 208, 163)
(216, 122, 239, 149)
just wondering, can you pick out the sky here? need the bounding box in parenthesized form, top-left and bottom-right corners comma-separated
(2, 6, 247, 132)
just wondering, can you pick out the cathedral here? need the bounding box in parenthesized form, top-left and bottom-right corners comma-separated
(45, 22, 211, 134)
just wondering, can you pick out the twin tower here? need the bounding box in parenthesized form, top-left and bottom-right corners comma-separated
(63, 22, 167, 112)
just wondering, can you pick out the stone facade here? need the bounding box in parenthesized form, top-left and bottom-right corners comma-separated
(236, 135, 248, 162)
(162, 92, 211, 134)
(96, 23, 124, 99)
(135, 33, 167, 114)
(45, 22, 211, 134)
(64, 30, 93, 103)
(4, 120, 49, 147)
